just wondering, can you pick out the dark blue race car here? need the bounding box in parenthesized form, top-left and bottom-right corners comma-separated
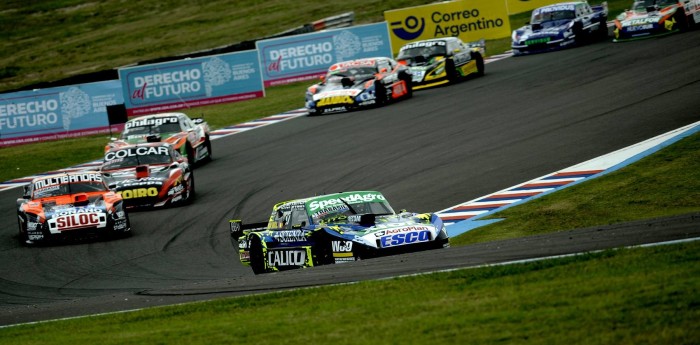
(512, 1, 609, 56)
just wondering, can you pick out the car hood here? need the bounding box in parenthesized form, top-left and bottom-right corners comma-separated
(102, 167, 170, 190)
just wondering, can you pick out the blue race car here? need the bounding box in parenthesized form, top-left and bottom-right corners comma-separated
(511, 1, 609, 56)
(229, 191, 449, 274)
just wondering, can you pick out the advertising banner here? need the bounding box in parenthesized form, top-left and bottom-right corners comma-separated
(256, 22, 393, 87)
(506, 0, 567, 15)
(119, 50, 263, 116)
(384, 0, 511, 55)
(0, 80, 123, 147)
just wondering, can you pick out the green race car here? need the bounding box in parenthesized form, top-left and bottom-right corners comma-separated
(230, 191, 449, 274)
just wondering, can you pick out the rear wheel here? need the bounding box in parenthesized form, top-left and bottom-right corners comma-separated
(374, 83, 387, 106)
(249, 236, 266, 275)
(185, 143, 195, 166)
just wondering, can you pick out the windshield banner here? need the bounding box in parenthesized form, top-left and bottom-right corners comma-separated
(256, 22, 393, 87)
(0, 80, 123, 147)
(119, 50, 263, 116)
(506, 0, 568, 15)
(384, 0, 511, 55)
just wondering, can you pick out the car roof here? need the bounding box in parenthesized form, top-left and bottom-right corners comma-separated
(538, 2, 583, 10)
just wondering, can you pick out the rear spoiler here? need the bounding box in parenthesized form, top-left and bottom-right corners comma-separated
(229, 219, 268, 241)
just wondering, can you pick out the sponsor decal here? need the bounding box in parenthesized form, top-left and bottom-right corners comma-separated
(332, 240, 353, 252)
(380, 230, 431, 248)
(534, 5, 575, 15)
(52, 212, 104, 230)
(54, 207, 103, 217)
(317, 95, 354, 107)
(268, 250, 306, 267)
(308, 192, 386, 212)
(113, 220, 128, 230)
(168, 184, 185, 196)
(33, 173, 102, 190)
(400, 40, 446, 51)
(391, 15, 426, 40)
(626, 24, 655, 32)
(118, 187, 159, 199)
(105, 146, 169, 161)
(27, 222, 40, 231)
(125, 116, 178, 129)
(624, 18, 659, 26)
(321, 106, 348, 114)
(114, 177, 165, 187)
(272, 230, 307, 242)
(525, 37, 551, 45)
(374, 225, 431, 237)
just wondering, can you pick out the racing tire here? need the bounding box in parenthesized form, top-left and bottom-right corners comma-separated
(446, 58, 458, 83)
(249, 236, 266, 275)
(185, 143, 195, 166)
(182, 172, 195, 205)
(472, 53, 485, 77)
(17, 215, 30, 246)
(374, 83, 388, 106)
(203, 136, 213, 163)
(597, 19, 609, 40)
(675, 10, 689, 32)
(573, 21, 584, 44)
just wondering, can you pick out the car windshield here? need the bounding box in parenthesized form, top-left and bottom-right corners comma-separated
(634, 0, 676, 10)
(531, 8, 576, 24)
(102, 146, 172, 170)
(310, 200, 394, 224)
(325, 66, 377, 83)
(31, 174, 107, 198)
(397, 43, 447, 60)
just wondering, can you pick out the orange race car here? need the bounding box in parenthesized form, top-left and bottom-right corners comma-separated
(16, 171, 131, 245)
(105, 112, 212, 166)
(101, 142, 195, 209)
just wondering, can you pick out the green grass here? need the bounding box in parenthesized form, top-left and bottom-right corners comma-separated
(1, 241, 698, 344)
(451, 133, 700, 246)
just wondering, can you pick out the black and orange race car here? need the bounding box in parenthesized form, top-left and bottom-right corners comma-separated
(304, 57, 413, 115)
(106, 112, 212, 166)
(101, 142, 195, 209)
(16, 171, 131, 245)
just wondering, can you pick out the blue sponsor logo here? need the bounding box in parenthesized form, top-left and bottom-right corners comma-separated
(380, 230, 430, 248)
(390, 16, 425, 40)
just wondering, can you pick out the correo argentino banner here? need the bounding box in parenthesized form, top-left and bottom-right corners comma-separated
(384, 0, 511, 55)
(0, 80, 123, 147)
(119, 50, 264, 116)
(256, 22, 393, 87)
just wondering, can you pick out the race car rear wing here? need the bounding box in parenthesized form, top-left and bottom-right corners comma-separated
(229, 219, 267, 241)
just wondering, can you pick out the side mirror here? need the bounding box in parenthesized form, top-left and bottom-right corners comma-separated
(22, 185, 31, 199)
(380, 68, 388, 73)
(320, 75, 326, 83)
(192, 117, 204, 125)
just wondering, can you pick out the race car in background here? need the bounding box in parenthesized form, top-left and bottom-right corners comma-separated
(16, 172, 130, 245)
(305, 57, 412, 115)
(511, 1, 609, 56)
(101, 143, 195, 209)
(395, 37, 485, 90)
(229, 191, 449, 274)
(106, 112, 212, 166)
(613, 0, 700, 41)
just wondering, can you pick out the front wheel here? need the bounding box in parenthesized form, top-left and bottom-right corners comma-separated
(182, 172, 195, 205)
(203, 137, 213, 162)
(17, 215, 30, 246)
(473, 53, 485, 77)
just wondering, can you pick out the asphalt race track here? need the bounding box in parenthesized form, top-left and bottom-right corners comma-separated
(1, 30, 700, 326)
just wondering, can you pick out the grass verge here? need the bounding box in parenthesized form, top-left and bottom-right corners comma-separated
(451, 132, 700, 246)
(1, 241, 698, 344)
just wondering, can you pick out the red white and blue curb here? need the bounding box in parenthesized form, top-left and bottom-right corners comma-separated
(438, 120, 700, 238)
(0, 109, 308, 193)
